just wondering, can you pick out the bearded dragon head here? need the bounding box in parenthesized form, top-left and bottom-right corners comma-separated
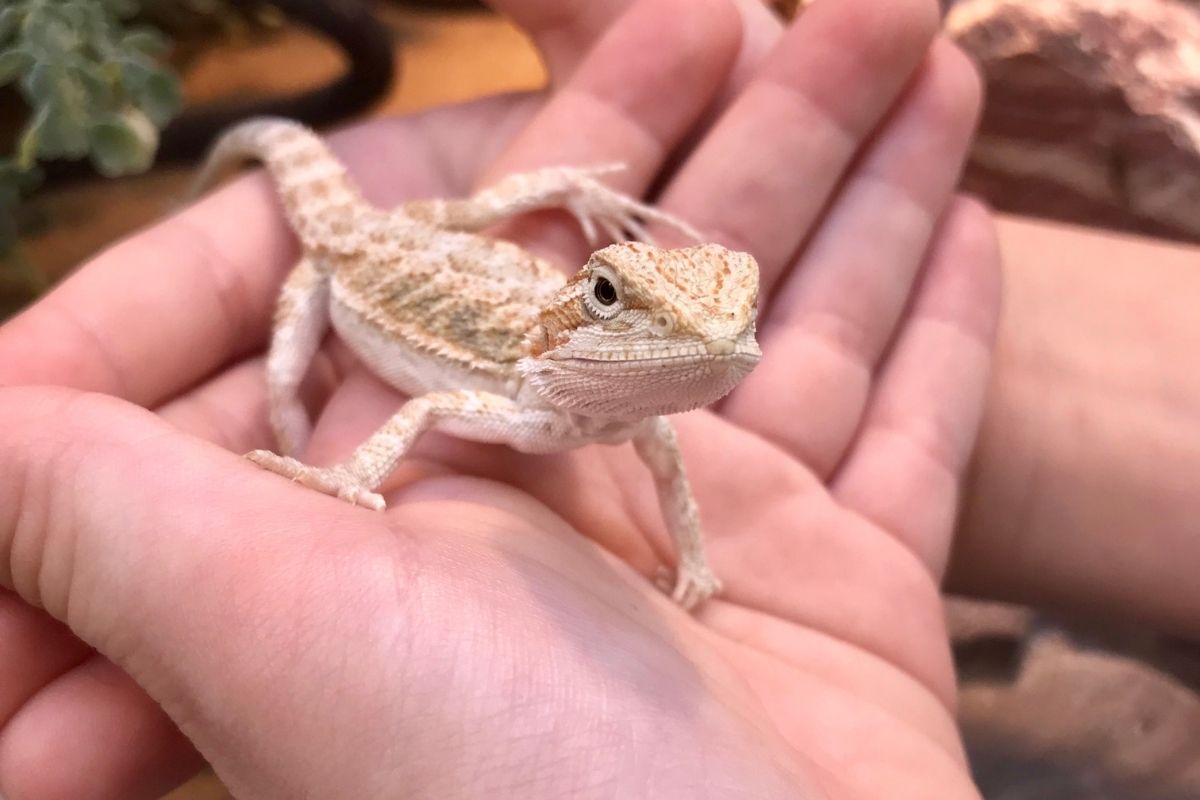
(519, 242, 761, 420)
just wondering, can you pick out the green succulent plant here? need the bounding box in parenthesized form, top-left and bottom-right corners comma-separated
(0, 0, 183, 254)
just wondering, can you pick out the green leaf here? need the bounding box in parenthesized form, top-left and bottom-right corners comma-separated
(89, 115, 155, 177)
(29, 100, 91, 160)
(134, 68, 181, 127)
(97, 0, 139, 19)
(0, 172, 19, 209)
(116, 57, 149, 92)
(120, 27, 169, 56)
(18, 60, 53, 102)
(0, 8, 22, 44)
(75, 3, 112, 49)
(56, 3, 88, 33)
(15, 111, 42, 170)
(73, 62, 115, 111)
(23, 8, 76, 55)
(0, 47, 32, 85)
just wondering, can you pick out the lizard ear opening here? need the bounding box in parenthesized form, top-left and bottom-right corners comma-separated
(583, 265, 625, 321)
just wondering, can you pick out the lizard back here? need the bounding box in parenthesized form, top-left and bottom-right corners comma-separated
(329, 217, 565, 397)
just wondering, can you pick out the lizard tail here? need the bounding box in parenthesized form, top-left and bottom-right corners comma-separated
(186, 117, 369, 251)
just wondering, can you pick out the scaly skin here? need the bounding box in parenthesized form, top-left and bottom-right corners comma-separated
(195, 117, 762, 609)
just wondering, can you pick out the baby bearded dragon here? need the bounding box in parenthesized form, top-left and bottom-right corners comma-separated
(194, 117, 761, 609)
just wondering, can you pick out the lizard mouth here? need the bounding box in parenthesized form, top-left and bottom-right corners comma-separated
(550, 333, 762, 365)
(564, 348, 760, 366)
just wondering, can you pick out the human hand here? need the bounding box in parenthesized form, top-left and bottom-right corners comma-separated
(0, 0, 998, 798)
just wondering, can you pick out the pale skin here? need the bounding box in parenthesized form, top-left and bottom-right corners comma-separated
(0, 0, 1191, 798)
(952, 215, 1200, 636)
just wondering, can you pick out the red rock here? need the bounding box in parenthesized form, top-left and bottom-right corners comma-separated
(946, 0, 1200, 243)
(961, 633, 1200, 797)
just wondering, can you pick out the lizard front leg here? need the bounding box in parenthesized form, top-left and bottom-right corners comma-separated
(632, 416, 722, 610)
(247, 390, 575, 510)
(401, 166, 701, 245)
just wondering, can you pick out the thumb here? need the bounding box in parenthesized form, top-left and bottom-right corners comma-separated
(0, 386, 405, 791)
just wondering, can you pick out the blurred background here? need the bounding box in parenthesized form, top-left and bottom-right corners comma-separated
(1, 1, 1198, 798)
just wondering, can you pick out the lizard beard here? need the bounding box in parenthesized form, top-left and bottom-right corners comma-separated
(518, 345, 760, 420)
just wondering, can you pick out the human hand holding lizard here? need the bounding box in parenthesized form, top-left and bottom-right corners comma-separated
(0, 0, 999, 797)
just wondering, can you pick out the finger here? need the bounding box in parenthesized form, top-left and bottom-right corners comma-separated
(479, 0, 742, 258)
(0, 177, 296, 405)
(488, 0, 740, 176)
(0, 593, 90, 730)
(0, 387, 386, 795)
(153, 349, 340, 453)
(0, 387, 353, 620)
(659, 0, 942, 292)
(831, 197, 1001, 578)
(372, 0, 780, 201)
(487, 0, 635, 80)
(501, 0, 782, 115)
(0, 655, 202, 800)
(0, 386, 643, 799)
(646, 0, 784, 169)
(153, 357, 274, 453)
(708, 0, 784, 107)
(721, 40, 983, 476)
(669, 411, 958, 701)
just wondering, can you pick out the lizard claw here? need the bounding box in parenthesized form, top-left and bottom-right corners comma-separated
(633, 204, 704, 244)
(246, 450, 387, 511)
(655, 563, 723, 611)
(558, 166, 703, 246)
(581, 162, 628, 178)
(570, 206, 601, 247)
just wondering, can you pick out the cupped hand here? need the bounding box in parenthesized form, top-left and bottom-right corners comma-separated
(0, 0, 999, 798)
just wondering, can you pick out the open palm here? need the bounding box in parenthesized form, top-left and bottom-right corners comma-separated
(0, 0, 999, 798)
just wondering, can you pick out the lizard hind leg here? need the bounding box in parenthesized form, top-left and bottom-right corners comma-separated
(266, 255, 331, 455)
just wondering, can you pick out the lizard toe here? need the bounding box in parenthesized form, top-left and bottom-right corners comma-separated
(668, 563, 723, 610)
(338, 485, 387, 511)
(245, 449, 304, 476)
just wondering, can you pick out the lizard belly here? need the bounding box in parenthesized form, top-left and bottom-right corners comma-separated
(330, 296, 522, 399)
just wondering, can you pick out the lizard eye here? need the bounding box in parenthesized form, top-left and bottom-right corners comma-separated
(583, 266, 624, 320)
(594, 278, 618, 306)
